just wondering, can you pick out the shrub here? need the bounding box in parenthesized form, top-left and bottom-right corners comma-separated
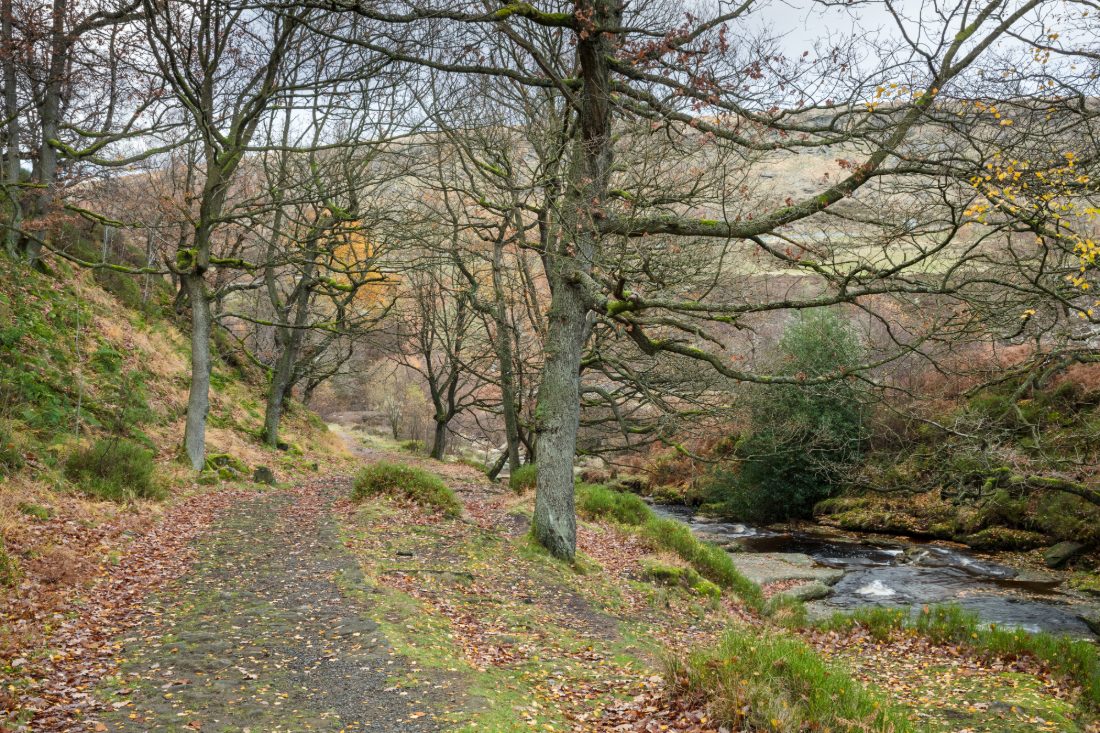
(666, 628, 911, 732)
(64, 438, 162, 502)
(0, 420, 23, 475)
(576, 482, 651, 525)
(705, 310, 870, 522)
(399, 439, 425, 454)
(509, 463, 537, 493)
(204, 453, 249, 481)
(352, 461, 461, 517)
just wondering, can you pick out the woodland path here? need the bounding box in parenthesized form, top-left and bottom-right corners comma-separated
(96, 477, 461, 732)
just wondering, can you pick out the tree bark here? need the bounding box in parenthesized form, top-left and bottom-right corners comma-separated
(430, 419, 447, 460)
(21, 0, 65, 266)
(487, 449, 508, 480)
(531, 0, 618, 561)
(183, 272, 212, 470)
(491, 235, 522, 474)
(532, 280, 588, 559)
(1, 0, 20, 258)
(263, 345, 295, 447)
(262, 262, 312, 447)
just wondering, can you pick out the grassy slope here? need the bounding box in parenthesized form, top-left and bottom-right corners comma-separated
(336, 441, 1092, 732)
(0, 252, 349, 685)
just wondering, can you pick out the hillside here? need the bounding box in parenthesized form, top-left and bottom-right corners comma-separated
(2, 252, 1096, 733)
(0, 248, 349, 728)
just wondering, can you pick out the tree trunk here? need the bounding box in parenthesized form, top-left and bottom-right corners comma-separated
(263, 346, 295, 447)
(21, 0, 65, 266)
(262, 270, 311, 447)
(491, 236, 522, 474)
(532, 279, 588, 559)
(183, 272, 212, 470)
(1, 0, 20, 259)
(487, 449, 508, 480)
(430, 419, 447, 460)
(531, 0, 618, 561)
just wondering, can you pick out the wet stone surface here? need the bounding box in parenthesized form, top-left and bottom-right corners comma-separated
(99, 482, 457, 732)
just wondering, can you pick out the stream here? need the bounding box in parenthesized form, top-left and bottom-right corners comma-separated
(650, 504, 1100, 639)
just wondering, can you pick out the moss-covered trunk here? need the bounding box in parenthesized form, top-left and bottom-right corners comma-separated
(183, 271, 212, 471)
(531, 0, 618, 561)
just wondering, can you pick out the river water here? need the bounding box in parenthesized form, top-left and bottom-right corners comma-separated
(650, 504, 1099, 639)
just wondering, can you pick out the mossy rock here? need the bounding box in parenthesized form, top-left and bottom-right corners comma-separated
(253, 466, 276, 485)
(813, 496, 871, 516)
(964, 527, 1047, 551)
(648, 485, 686, 505)
(1043, 540, 1086, 569)
(609, 474, 646, 493)
(1069, 572, 1100, 597)
(205, 453, 248, 475)
(197, 470, 220, 485)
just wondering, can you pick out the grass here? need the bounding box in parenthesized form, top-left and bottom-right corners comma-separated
(64, 437, 163, 502)
(398, 439, 425, 454)
(17, 502, 52, 521)
(336, 499, 651, 732)
(820, 606, 909, 641)
(640, 560, 721, 598)
(508, 463, 537, 493)
(575, 481, 651, 524)
(0, 541, 19, 587)
(574, 483, 780, 615)
(666, 627, 912, 732)
(352, 461, 461, 518)
(0, 420, 23, 475)
(821, 604, 1100, 712)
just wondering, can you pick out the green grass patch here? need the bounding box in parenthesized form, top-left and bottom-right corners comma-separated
(508, 463, 537, 493)
(666, 627, 912, 732)
(915, 605, 1100, 711)
(640, 560, 721, 598)
(0, 419, 24, 474)
(398, 439, 425, 454)
(575, 483, 772, 614)
(17, 502, 52, 521)
(352, 461, 461, 517)
(819, 606, 909, 641)
(576, 482, 651, 524)
(821, 604, 1100, 713)
(0, 541, 20, 587)
(64, 437, 163, 502)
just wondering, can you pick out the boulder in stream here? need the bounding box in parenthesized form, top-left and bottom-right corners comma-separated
(729, 552, 845, 586)
(783, 580, 832, 601)
(1043, 541, 1085, 569)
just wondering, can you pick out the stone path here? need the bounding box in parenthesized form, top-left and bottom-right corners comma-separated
(99, 480, 460, 732)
